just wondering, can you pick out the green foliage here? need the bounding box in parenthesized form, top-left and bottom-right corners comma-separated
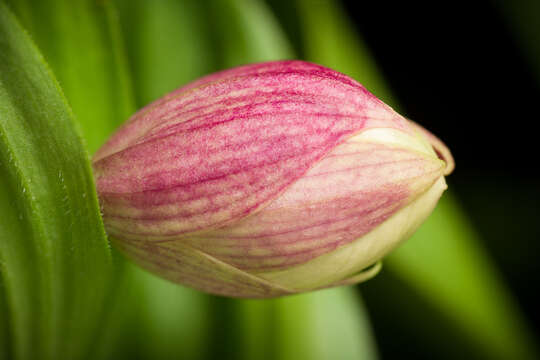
(5, 0, 134, 153)
(203, 0, 294, 68)
(272, 288, 378, 360)
(115, 0, 214, 106)
(0, 5, 112, 359)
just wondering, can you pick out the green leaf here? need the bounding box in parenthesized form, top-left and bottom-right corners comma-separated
(209, 288, 377, 360)
(0, 258, 11, 359)
(90, 258, 212, 360)
(292, 0, 538, 358)
(115, 0, 215, 106)
(128, 266, 212, 360)
(273, 288, 378, 360)
(0, 5, 112, 360)
(203, 0, 294, 68)
(4, 3, 147, 359)
(389, 195, 538, 359)
(6, 0, 135, 153)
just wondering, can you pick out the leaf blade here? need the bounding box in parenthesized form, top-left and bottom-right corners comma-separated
(0, 5, 112, 360)
(115, 0, 215, 106)
(204, 0, 294, 68)
(274, 288, 378, 360)
(6, 0, 135, 153)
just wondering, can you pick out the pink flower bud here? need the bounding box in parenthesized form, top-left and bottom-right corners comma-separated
(93, 60, 453, 298)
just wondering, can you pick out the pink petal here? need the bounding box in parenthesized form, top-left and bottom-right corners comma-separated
(166, 134, 445, 272)
(94, 61, 412, 240)
(112, 237, 291, 298)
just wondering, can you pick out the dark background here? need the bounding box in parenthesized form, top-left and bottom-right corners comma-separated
(340, 1, 539, 358)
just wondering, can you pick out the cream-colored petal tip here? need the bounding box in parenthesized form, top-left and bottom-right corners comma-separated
(407, 120, 455, 175)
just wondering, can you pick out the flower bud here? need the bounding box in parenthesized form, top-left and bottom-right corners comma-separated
(93, 60, 454, 298)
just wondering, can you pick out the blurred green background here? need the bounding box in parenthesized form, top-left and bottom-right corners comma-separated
(0, 0, 539, 359)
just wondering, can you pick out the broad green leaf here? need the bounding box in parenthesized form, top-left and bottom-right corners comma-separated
(5, 1, 214, 357)
(4, 2, 146, 359)
(203, 0, 294, 68)
(0, 251, 11, 359)
(6, 0, 135, 153)
(293, 0, 538, 358)
(0, 5, 112, 360)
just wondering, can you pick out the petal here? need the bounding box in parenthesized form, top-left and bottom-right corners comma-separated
(168, 128, 446, 274)
(94, 61, 412, 240)
(262, 176, 448, 291)
(94, 61, 383, 161)
(407, 120, 455, 175)
(112, 237, 292, 298)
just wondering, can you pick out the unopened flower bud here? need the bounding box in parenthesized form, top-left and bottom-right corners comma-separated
(93, 60, 454, 298)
